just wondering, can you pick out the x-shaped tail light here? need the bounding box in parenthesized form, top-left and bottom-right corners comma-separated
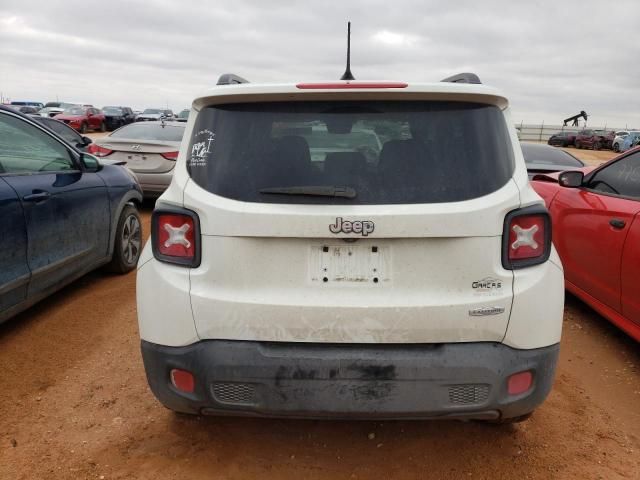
(152, 211, 199, 267)
(511, 224, 539, 250)
(163, 223, 192, 248)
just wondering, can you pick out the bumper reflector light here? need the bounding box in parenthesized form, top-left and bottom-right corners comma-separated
(170, 369, 195, 393)
(507, 370, 533, 396)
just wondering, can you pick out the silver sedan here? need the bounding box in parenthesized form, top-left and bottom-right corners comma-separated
(88, 121, 185, 197)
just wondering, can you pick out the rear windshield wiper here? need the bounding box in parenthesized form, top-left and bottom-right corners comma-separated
(259, 185, 357, 199)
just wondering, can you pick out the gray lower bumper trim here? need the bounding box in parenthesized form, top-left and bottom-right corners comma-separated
(141, 340, 559, 420)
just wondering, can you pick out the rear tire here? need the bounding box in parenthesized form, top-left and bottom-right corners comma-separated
(106, 205, 142, 274)
(80, 122, 88, 134)
(592, 141, 601, 151)
(100, 121, 106, 132)
(613, 143, 620, 152)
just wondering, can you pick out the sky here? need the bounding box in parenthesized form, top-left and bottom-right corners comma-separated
(1, 0, 638, 127)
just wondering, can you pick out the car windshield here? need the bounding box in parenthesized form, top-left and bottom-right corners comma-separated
(186, 100, 515, 205)
(44, 102, 61, 108)
(64, 107, 86, 115)
(178, 110, 189, 118)
(103, 107, 123, 115)
(143, 109, 162, 114)
(109, 123, 185, 141)
(521, 143, 584, 167)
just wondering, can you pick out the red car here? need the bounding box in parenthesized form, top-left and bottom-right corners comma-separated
(531, 148, 640, 341)
(54, 106, 106, 133)
(574, 129, 615, 150)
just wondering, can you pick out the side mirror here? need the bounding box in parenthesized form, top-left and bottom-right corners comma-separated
(80, 153, 101, 172)
(558, 171, 584, 188)
(81, 136, 93, 146)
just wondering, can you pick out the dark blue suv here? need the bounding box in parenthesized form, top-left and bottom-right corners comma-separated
(0, 105, 143, 324)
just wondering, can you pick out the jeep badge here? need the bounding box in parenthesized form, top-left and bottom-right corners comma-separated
(329, 217, 375, 236)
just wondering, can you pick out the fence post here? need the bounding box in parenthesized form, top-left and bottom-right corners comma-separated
(539, 121, 544, 142)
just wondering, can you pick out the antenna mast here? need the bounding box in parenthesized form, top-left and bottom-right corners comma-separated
(340, 22, 355, 80)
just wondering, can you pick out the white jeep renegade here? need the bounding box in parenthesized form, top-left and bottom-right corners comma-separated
(137, 73, 564, 422)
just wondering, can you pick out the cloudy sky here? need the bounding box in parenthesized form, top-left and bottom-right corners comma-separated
(1, 0, 638, 127)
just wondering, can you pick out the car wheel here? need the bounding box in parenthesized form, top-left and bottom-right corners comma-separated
(613, 143, 620, 152)
(106, 205, 142, 274)
(100, 121, 106, 132)
(80, 122, 88, 134)
(592, 141, 601, 151)
(575, 141, 581, 149)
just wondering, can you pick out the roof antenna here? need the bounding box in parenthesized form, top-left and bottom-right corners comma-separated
(340, 22, 355, 80)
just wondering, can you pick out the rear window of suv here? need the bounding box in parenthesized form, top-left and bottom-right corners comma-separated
(186, 101, 514, 204)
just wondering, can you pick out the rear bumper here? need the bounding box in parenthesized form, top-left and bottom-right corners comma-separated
(141, 340, 559, 420)
(132, 171, 173, 196)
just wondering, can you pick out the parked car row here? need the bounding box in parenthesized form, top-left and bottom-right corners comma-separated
(3, 101, 191, 132)
(547, 128, 639, 152)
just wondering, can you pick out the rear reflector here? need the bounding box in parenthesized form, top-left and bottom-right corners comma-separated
(151, 208, 201, 267)
(170, 369, 195, 393)
(86, 144, 113, 157)
(296, 82, 408, 89)
(507, 371, 533, 396)
(161, 151, 179, 161)
(502, 206, 551, 269)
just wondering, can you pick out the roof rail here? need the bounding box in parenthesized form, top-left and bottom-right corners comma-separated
(440, 72, 482, 85)
(216, 74, 250, 85)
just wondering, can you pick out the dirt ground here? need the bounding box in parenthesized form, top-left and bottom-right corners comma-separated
(1, 147, 638, 480)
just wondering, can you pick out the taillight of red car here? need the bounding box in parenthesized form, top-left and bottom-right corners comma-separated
(151, 208, 200, 267)
(502, 206, 552, 269)
(87, 144, 114, 157)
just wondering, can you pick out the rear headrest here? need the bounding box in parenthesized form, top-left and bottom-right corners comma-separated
(267, 135, 312, 185)
(274, 135, 311, 164)
(324, 152, 367, 178)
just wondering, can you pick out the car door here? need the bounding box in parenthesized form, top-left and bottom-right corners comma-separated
(87, 108, 97, 130)
(551, 151, 640, 312)
(621, 214, 640, 329)
(0, 177, 29, 318)
(0, 109, 111, 300)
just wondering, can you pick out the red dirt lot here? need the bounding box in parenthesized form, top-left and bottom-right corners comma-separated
(1, 148, 639, 480)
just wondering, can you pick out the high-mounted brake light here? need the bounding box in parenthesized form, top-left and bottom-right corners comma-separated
(151, 208, 201, 267)
(161, 151, 179, 160)
(296, 82, 408, 89)
(502, 206, 551, 269)
(87, 144, 113, 157)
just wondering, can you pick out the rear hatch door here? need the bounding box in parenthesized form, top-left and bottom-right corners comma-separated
(182, 95, 519, 344)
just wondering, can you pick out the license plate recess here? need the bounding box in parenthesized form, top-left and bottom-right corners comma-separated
(310, 245, 390, 284)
